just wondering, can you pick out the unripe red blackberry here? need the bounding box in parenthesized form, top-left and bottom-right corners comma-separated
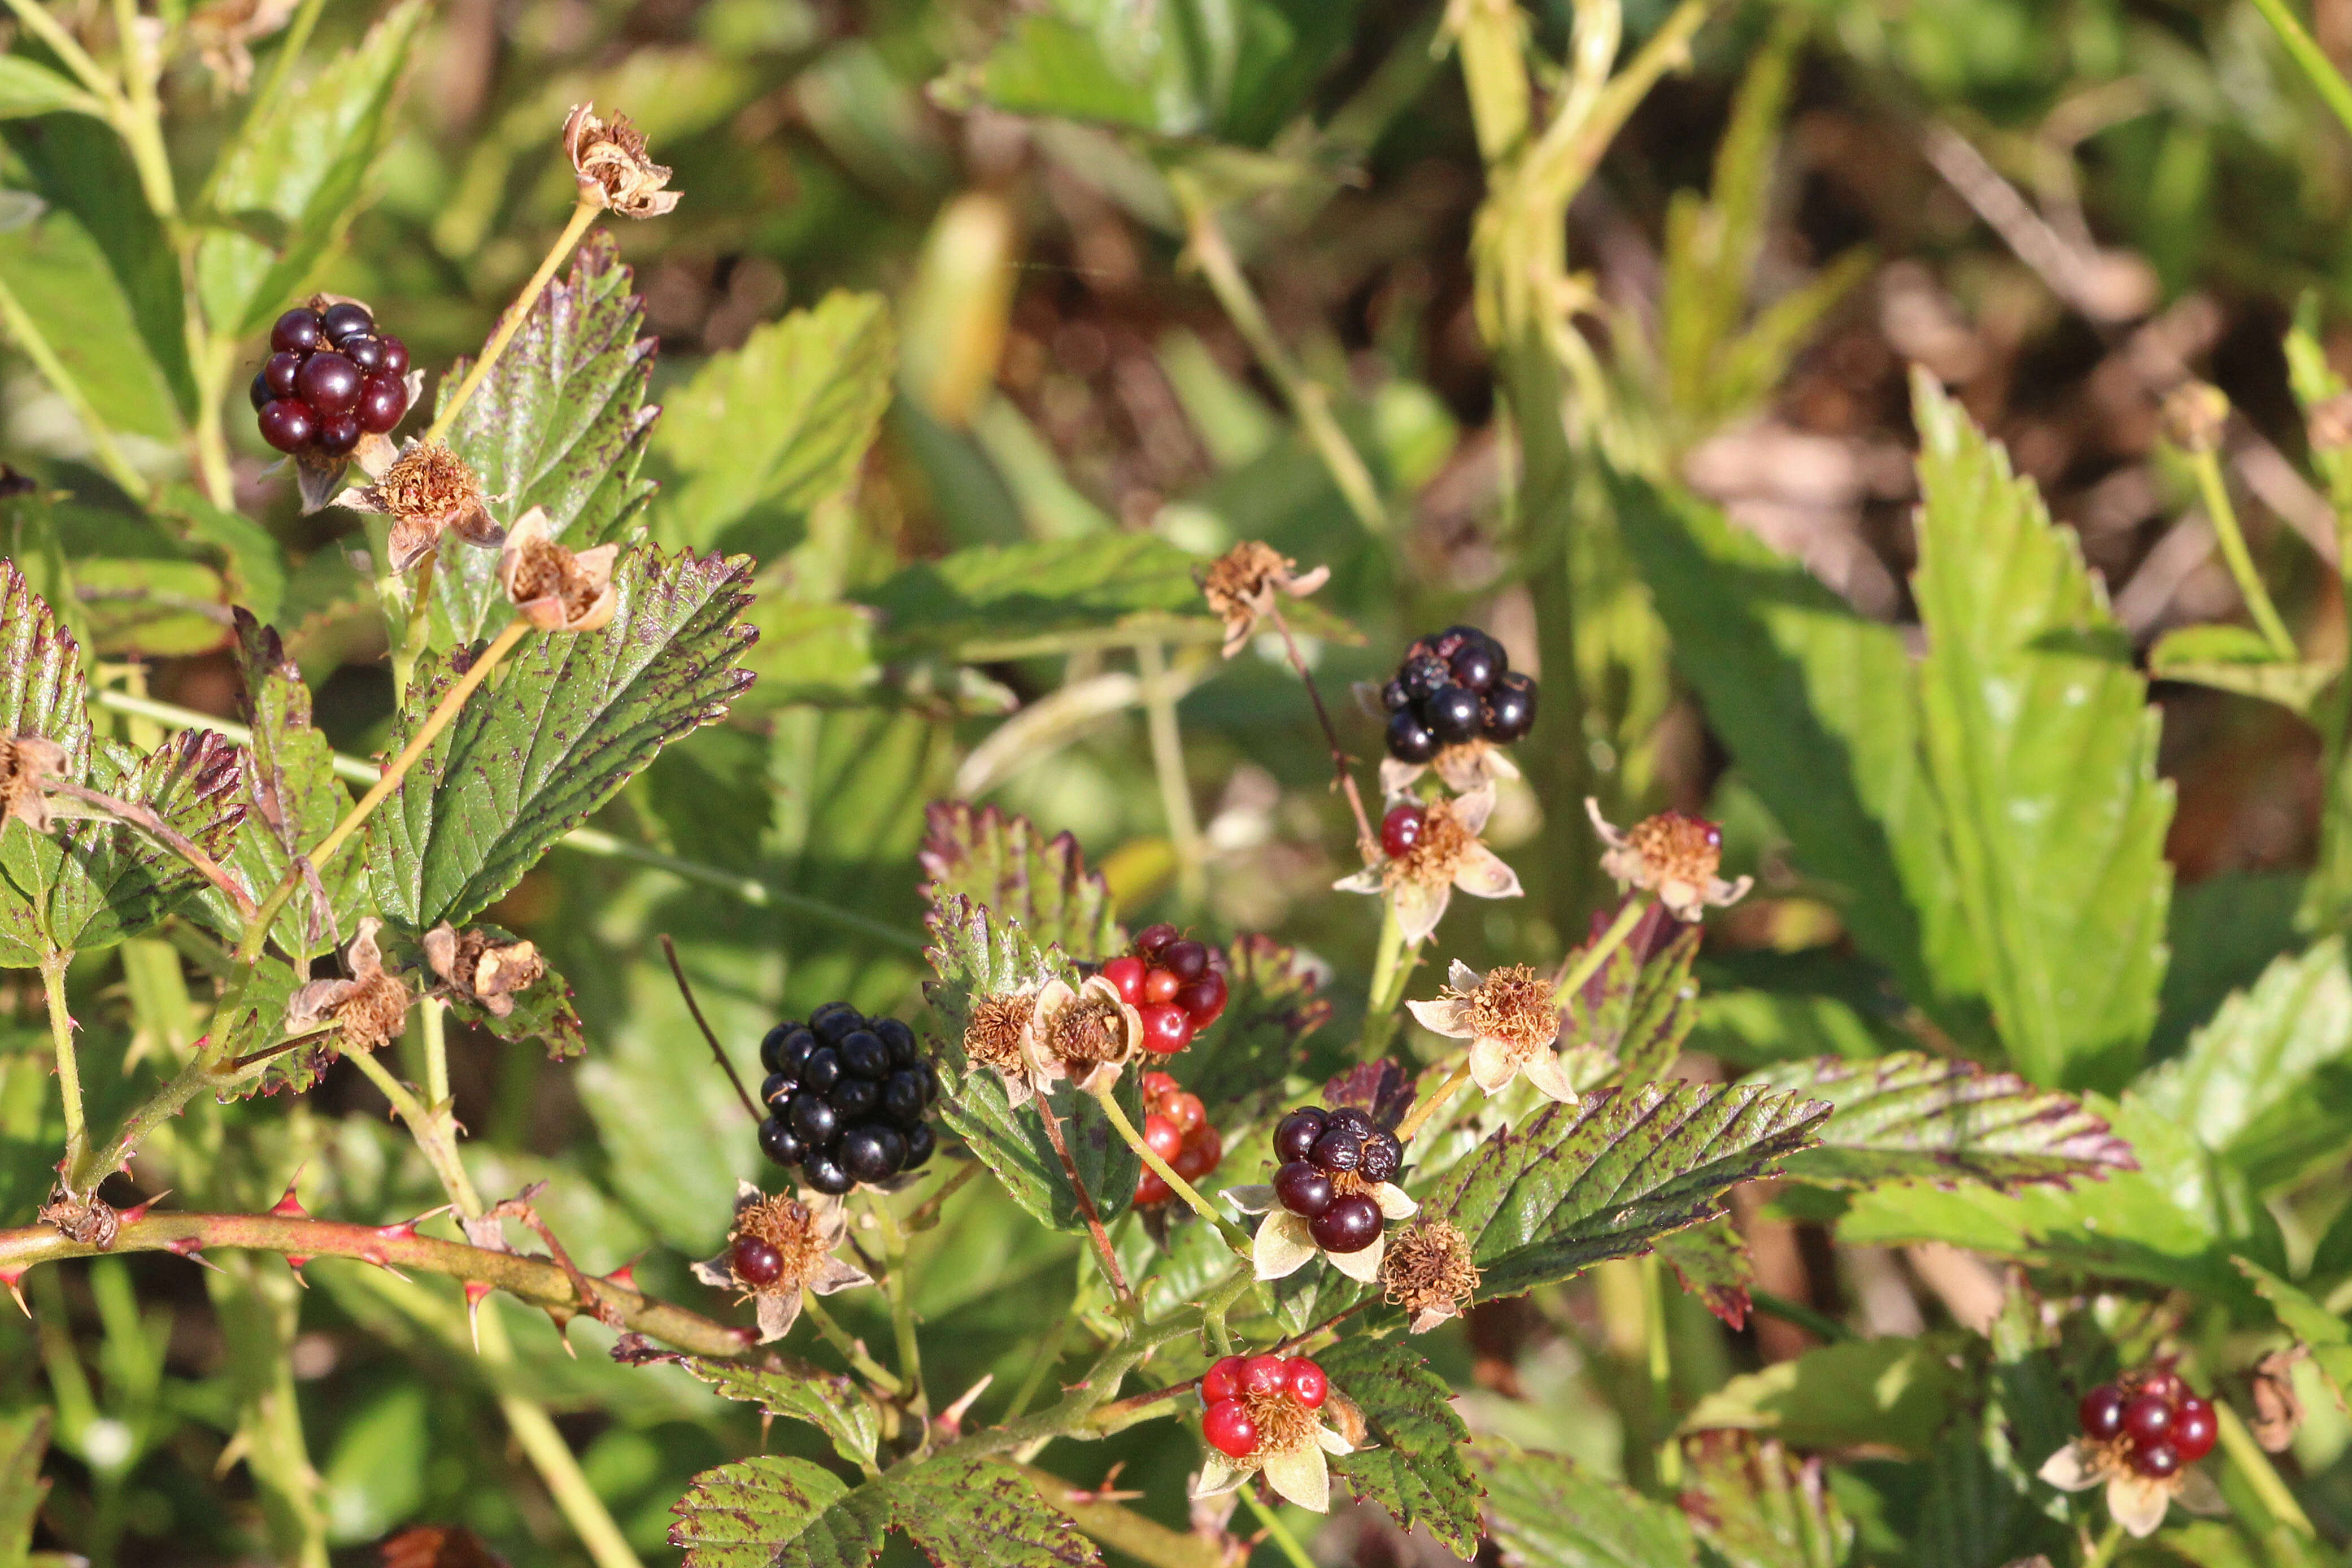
(731, 1236, 785, 1286)
(2079, 1366, 2216, 1481)
(1132, 1074, 1219, 1204)
(1201, 1399, 1258, 1458)
(1381, 804, 1423, 860)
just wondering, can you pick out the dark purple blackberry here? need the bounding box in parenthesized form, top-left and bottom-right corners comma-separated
(1399, 654, 1449, 702)
(1449, 638, 1502, 692)
(270, 308, 324, 354)
(759, 1072, 791, 1107)
(319, 301, 374, 343)
(787, 1094, 839, 1146)
(1274, 1109, 1327, 1163)
(249, 372, 274, 412)
(877, 1017, 920, 1067)
(839, 1126, 900, 1184)
(1358, 1130, 1403, 1184)
(804, 1152, 853, 1195)
(257, 400, 315, 453)
(829, 1076, 881, 1121)
(903, 1121, 937, 1170)
(1274, 1160, 1334, 1217)
(1325, 1108, 1375, 1136)
(296, 351, 360, 415)
(1423, 683, 1482, 743)
(1310, 1126, 1365, 1173)
(1310, 1195, 1383, 1253)
(253, 301, 411, 461)
(1386, 708, 1439, 764)
(380, 336, 410, 376)
(344, 334, 388, 372)
(1384, 627, 1538, 763)
(760, 1023, 813, 1077)
(357, 374, 407, 434)
(317, 413, 361, 456)
(883, 1071, 927, 1125)
(811, 1002, 863, 1044)
(1483, 672, 1537, 743)
(264, 351, 303, 398)
(1380, 680, 1410, 712)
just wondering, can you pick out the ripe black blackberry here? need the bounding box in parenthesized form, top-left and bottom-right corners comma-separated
(1270, 1105, 1404, 1253)
(1380, 625, 1537, 763)
(252, 301, 412, 462)
(757, 1007, 939, 1194)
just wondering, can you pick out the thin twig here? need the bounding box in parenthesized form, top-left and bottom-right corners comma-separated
(1266, 603, 1376, 863)
(901, 1160, 982, 1231)
(424, 200, 602, 447)
(1087, 1084, 1251, 1257)
(659, 934, 763, 1122)
(46, 779, 256, 917)
(1036, 1101, 1134, 1301)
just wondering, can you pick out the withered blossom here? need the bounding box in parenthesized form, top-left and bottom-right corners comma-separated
(2160, 380, 2229, 454)
(423, 923, 547, 1019)
(1190, 1380, 1358, 1513)
(1333, 786, 1521, 945)
(38, 1188, 119, 1249)
(563, 104, 681, 219)
(1376, 738, 1521, 803)
(1380, 1219, 1480, 1332)
(499, 508, 619, 633)
(1587, 800, 1751, 924)
(1197, 542, 1330, 659)
(962, 990, 1039, 1103)
(1225, 1177, 1417, 1284)
(1024, 975, 1144, 1097)
(0, 730, 68, 835)
(2039, 1432, 2223, 1538)
(1405, 961, 1576, 1104)
(689, 1181, 871, 1343)
(182, 0, 297, 92)
(2250, 1348, 2307, 1454)
(336, 442, 503, 572)
(285, 918, 412, 1057)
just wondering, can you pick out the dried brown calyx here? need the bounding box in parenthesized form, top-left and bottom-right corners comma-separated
(339, 442, 503, 572)
(498, 507, 619, 633)
(1197, 541, 1330, 657)
(563, 103, 681, 219)
(1045, 988, 1131, 1066)
(1380, 1218, 1480, 1331)
(38, 1188, 119, 1249)
(0, 729, 67, 834)
(423, 923, 546, 1018)
(286, 918, 412, 1057)
(962, 991, 1032, 1077)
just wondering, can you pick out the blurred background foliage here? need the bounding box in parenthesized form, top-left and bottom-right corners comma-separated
(11, 0, 2352, 1560)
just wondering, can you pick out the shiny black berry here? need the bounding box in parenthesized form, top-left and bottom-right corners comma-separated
(296, 351, 360, 416)
(804, 1153, 853, 1195)
(249, 372, 274, 412)
(1358, 1131, 1403, 1184)
(270, 308, 324, 354)
(760, 1072, 791, 1107)
(317, 413, 361, 456)
(883, 1070, 927, 1126)
(1326, 1108, 1375, 1136)
(840, 1029, 891, 1080)
(1483, 672, 1537, 743)
(1310, 1127, 1364, 1173)
(1274, 1160, 1333, 1217)
(877, 1017, 920, 1067)
(1380, 680, 1410, 712)
(1275, 1109, 1327, 1164)
(1424, 683, 1482, 743)
(758, 1117, 803, 1165)
(1310, 1194, 1383, 1253)
(802, 1047, 843, 1094)
(829, 1077, 881, 1121)
(811, 1002, 863, 1044)
(903, 1121, 937, 1170)
(761, 1024, 813, 1077)
(1386, 708, 1439, 764)
(787, 1094, 839, 1146)
(839, 1126, 900, 1184)
(380, 336, 410, 376)
(319, 301, 374, 343)
(1449, 639, 1502, 692)
(1400, 653, 1449, 701)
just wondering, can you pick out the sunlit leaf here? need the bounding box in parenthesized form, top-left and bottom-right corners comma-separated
(1657, 1215, 1752, 1329)
(670, 1450, 1098, 1568)
(920, 799, 1121, 961)
(1679, 1336, 1969, 1458)
(1472, 1439, 1696, 1568)
(1678, 1432, 1854, 1568)
(672, 1353, 882, 1469)
(1318, 1336, 1482, 1556)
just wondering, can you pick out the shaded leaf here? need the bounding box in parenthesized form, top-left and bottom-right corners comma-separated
(652, 292, 896, 551)
(0, 1405, 50, 1563)
(1428, 1083, 1831, 1299)
(194, 0, 426, 335)
(922, 894, 1142, 1234)
(1169, 933, 1331, 1118)
(1658, 1215, 1753, 1329)
(2150, 624, 2338, 718)
(0, 57, 100, 118)
(1743, 1052, 2136, 1191)
(920, 799, 1121, 961)
(888, 1454, 1101, 1568)
(0, 197, 184, 438)
(673, 1353, 882, 1468)
(1471, 1438, 1697, 1568)
(1679, 1336, 1969, 1458)
(429, 233, 660, 647)
(2236, 1259, 2352, 1414)
(1319, 1336, 1482, 1556)
(2140, 939, 2352, 1192)
(1909, 370, 2175, 1090)
(368, 546, 757, 931)
(1678, 1432, 1854, 1568)
(159, 482, 286, 624)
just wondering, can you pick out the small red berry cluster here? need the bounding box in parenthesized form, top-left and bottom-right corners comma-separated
(1199, 1353, 1327, 1458)
(2077, 1367, 2216, 1478)
(1274, 1105, 1402, 1253)
(251, 303, 411, 459)
(1135, 1070, 1221, 1205)
(1100, 924, 1228, 1056)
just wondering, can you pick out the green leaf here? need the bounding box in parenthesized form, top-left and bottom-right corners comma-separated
(919, 799, 1122, 961)
(194, 0, 426, 336)
(1318, 1336, 1482, 1556)
(651, 292, 896, 552)
(1567, 924, 1701, 1084)
(1611, 471, 1981, 1043)
(2150, 624, 2340, 717)
(1427, 1083, 1830, 1300)
(189, 613, 365, 961)
(1657, 1215, 1754, 1328)
(1909, 369, 2175, 1089)
(1679, 1336, 1968, 1458)
(2155, 870, 2303, 1059)
(670, 1454, 874, 1568)
(1832, 1095, 2273, 1312)
(430, 233, 660, 647)
(974, 15, 1167, 132)
(0, 198, 185, 439)
(1471, 1439, 1697, 1568)
(0, 1405, 51, 1562)
(923, 894, 1142, 1234)
(0, 56, 101, 118)
(670, 1451, 1099, 1568)
(158, 482, 286, 624)
(40, 728, 246, 956)
(734, 596, 877, 710)
(2236, 1258, 2352, 1414)
(1743, 1052, 2136, 1191)
(1168, 933, 1331, 1118)
(1678, 1432, 1856, 1568)
(2139, 939, 2352, 1192)
(672, 1353, 882, 1469)
(367, 546, 757, 931)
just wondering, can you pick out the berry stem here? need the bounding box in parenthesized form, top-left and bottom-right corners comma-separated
(1136, 639, 1208, 913)
(2081, 1519, 2124, 1568)
(1358, 896, 1421, 1060)
(1393, 1061, 1473, 1143)
(1552, 894, 1650, 1007)
(2215, 1396, 2317, 1536)
(346, 1044, 486, 1219)
(1087, 1083, 1251, 1257)
(656, 934, 764, 1123)
(1036, 1097, 1135, 1303)
(1241, 1490, 1319, 1568)
(423, 198, 602, 448)
(1642, 1251, 1682, 1489)
(865, 1192, 931, 1427)
(2185, 442, 2298, 661)
(38, 952, 85, 1178)
(1266, 602, 1378, 864)
(796, 1290, 906, 1397)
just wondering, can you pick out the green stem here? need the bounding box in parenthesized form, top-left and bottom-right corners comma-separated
(1642, 1251, 1681, 1489)
(2082, 1518, 2124, 1568)
(1088, 1084, 1251, 1256)
(478, 1304, 647, 1568)
(1394, 1060, 1471, 1143)
(38, 952, 85, 1175)
(243, 0, 328, 128)
(1359, 898, 1419, 1060)
(424, 199, 602, 447)
(418, 995, 451, 1116)
(185, 331, 238, 508)
(0, 0, 120, 107)
(798, 1291, 905, 1397)
(108, 0, 176, 223)
(2215, 1397, 2315, 1536)
(2188, 446, 2298, 660)
(1174, 178, 1387, 532)
(1554, 896, 1649, 1005)
(0, 267, 152, 501)
(1241, 1491, 1318, 1568)
(346, 1045, 485, 1218)
(868, 1192, 930, 1425)
(361, 515, 416, 703)
(2249, 0, 2352, 145)
(1746, 1288, 1852, 1344)
(1002, 1312, 1075, 1425)
(1137, 640, 1208, 912)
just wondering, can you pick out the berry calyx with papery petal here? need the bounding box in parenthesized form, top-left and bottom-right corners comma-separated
(1191, 1352, 1352, 1513)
